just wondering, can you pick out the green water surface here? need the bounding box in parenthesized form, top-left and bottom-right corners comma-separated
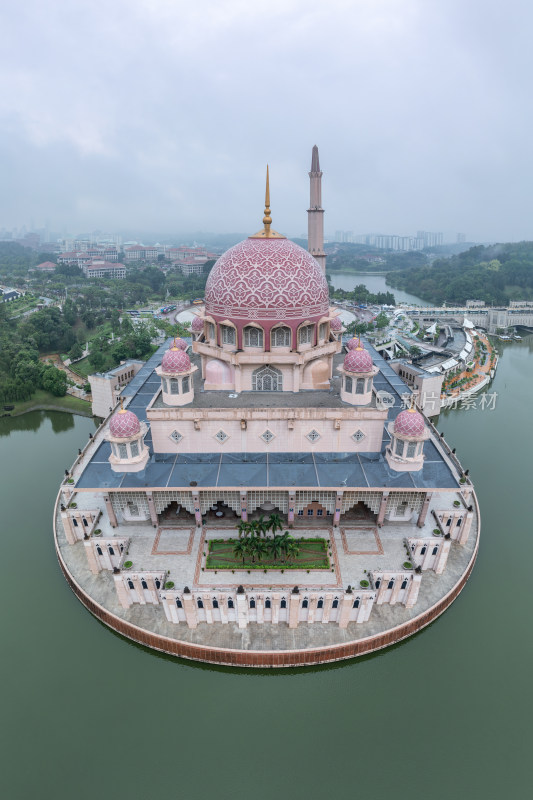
(1, 336, 531, 800)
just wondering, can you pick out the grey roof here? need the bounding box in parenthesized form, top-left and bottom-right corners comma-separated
(75, 338, 461, 492)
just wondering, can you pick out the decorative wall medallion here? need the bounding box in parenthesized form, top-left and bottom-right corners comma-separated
(214, 429, 229, 444)
(306, 429, 321, 443)
(169, 430, 183, 444)
(352, 430, 366, 443)
(260, 429, 276, 444)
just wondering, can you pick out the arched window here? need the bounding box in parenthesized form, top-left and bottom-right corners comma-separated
(406, 441, 417, 458)
(182, 376, 190, 393)
(141, 579, 148, 590)
(250, 598, 256, 609)
(176, 598, 183, 608)
(221, 325, 235, 345)
(208, 322, 215, 340)
(212, 598, 219, 609)
(82, 517, 88, 526)
(227, 597, 234, 609)
(96, 546, 103, 556)
(243, 326, 264, 348)
(118, 443, 128, 459)
(353, 599, 360, 608)
(356, 378, 365, 394)
(108, 546, 115, 556)
(401, 579, 408, 589)
(432, 546, 439, 555)
(73, 518, 78, 527)
(265, 598, 271, 609)
(345, 375, 353, 393)
(252, 365, 283, 391)
(280, 598, 287, 609)
(197, 598, 204, 609)
(298, 324, 314, 345)
(120, 544, 124, 553)
(130, 441, 139, 458)
(317, 597, 324, 609)
(395, 439, 404, 457)
(421, 546, 427, 555)
(271, 326, 291, 348)
(375, 579, 381, 589)
(302, 598, 309, 609)
(387, 579, 394, 589)
(155, 579, 161, 589)
(332, 597, 339, 609)
(170, 379, 180, 394)
(127, 580, 134, 590)
(319, 323, 327, 341)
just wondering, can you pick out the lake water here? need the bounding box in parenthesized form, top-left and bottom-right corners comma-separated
(1, 320, 532, 798)
(329, 270, 425, 306)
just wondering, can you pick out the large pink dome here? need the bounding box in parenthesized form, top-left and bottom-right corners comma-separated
(344, 347, 373, 373)
(191, 316, 204, 332)
(330, 316, 343, 331)
(161, 347, 191, 373)
(204, 237, 329, 324)
(394, 408, 425, 437)
(109, 409, 141, 438)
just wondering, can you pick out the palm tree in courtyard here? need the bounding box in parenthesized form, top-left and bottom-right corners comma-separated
(237, 520, 249, 539)
(268, 512, 284, 538)
(279, 531, 291, 561)
(255, 515, 269, 538)
(285, 539, 301, 564)
(233, 538, 247, 565)
(269, 535, 284, 564)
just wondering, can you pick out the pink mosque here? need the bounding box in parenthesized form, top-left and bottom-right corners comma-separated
(54, 148, 479, 667)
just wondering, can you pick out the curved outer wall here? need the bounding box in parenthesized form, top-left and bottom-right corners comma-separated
(54, 491, 480, 668)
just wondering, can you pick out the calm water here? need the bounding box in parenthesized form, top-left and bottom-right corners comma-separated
(329, 270, 424, 305)
(1, 336, 532, 798)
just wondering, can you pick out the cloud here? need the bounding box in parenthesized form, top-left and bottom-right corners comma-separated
(0, 0, 532, 241)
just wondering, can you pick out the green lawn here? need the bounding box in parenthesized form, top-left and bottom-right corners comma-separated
(4, 390, 92, 417)
(206, 538, 330, 570)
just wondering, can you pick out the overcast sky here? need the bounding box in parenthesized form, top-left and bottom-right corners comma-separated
(1, 0, 532, 242)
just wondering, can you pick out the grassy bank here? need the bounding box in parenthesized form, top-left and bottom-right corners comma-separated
(4, 390, 92, 417)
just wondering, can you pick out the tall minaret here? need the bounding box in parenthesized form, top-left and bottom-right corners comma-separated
(307, 145, 326, 273)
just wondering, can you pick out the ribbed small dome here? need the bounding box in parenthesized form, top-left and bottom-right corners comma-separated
(394, 408, 425, 437)
(161, 347, 191, 373)
(191, 316, 204, 332)
(344, 347, 373, 373)
(109, 409, 141, 438)
(330, 316, 343, 331)
(174, 337, 188, 351)
(346, 337, 360, 350)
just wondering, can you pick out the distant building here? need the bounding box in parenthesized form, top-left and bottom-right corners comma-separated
(83, 260, 126, 280)
(34, 261, 56, 272)
(124, 246, 158, 263)
(1, 287, 22, 302)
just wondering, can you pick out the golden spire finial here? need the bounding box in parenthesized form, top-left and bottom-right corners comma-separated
(250, 164, 285, 239)
(263, 165, 272, 233)
(119, 396, 125, 413)
(172, 336, 178, 350)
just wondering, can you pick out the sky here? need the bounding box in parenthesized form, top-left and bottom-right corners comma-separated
(0, 0, 532, 242)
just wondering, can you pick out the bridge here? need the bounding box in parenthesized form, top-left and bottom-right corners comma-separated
(399, 304, 533, 333)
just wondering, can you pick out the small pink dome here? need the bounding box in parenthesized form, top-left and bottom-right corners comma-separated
(191, 316, 204, 332)
(344, 347, 373, 373)
(346, 337, 360, 350)
(394, 408, 425, 437)
(330, 316, 343, 331)
(161, 347, 191, 373)
(109, 409, 141, 438)
(174, 337, 188, 350)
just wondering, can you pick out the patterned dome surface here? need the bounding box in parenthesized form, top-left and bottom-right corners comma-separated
(344, 347, 373, 373)
(174, 337, 188, 350)
(346, 337, 360, 350)
(191, 315, 204, 332)
(109, 409, 141, 438)
(204, 238, 329, 323)
(161, 347, 191, 373)
(330, 316, 343, 331)
(394, 408, 425, 437)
